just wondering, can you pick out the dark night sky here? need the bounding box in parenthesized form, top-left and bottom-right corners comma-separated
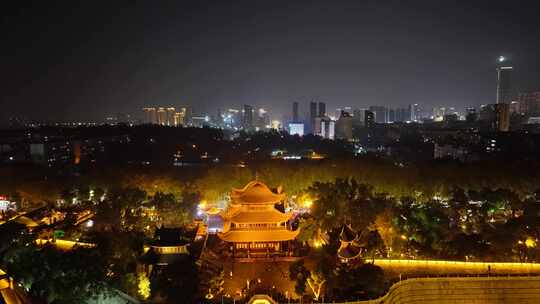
(1, 0, 540, 122)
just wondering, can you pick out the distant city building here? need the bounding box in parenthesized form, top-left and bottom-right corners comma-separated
(165, 107, 175, 125)
(518, 92, 540, 117)
(318, 102, 326, 117)
(243, 105, 254, 130)
(143, 107, 157, 124)
(409, 103, 420, 121)
(353, 108, 366, 123)
(335, 111, 353, 140)
(255, 108, 271, 130)
(509, 101, 520, 114)
(191, 115, 210, 128)
(465, 107, 478, 122)
(288, 123, 304, 136)
(494, 103, 510, 132)
(309, 101, 317, 133)
(369, 106, 388, 123)
(364, 110, 375, 128)
(479, 103, 510, 131)
(157, 107, 167, 125)
(173, 108, 187, 126)
(496, 56, 513, 104)
(292, 102, 299, 122)
(320, 117, 335, 139)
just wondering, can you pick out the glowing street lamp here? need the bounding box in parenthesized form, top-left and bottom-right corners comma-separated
(525, 237, 537, 248)
(498, 56, 505, 62)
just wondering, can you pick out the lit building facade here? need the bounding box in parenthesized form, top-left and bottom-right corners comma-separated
(288, 123, 304, 136)
(218, 181, 299, 257)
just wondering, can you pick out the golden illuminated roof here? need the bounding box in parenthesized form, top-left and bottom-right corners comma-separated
(231, 181, 285, 205)
(218, 229, 299, 242)
(229, 210, 293, 223)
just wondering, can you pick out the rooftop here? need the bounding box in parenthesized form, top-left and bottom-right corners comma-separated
(231, 181, 285, 205)
(218, 229, 299, 242)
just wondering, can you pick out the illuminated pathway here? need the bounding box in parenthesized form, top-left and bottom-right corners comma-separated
(36, 239, 96, 251)
(373, 259, 540, 276)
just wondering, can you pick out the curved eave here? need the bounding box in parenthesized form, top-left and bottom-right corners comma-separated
(227, 210, 294, 224)
(218, 229, 299, 243)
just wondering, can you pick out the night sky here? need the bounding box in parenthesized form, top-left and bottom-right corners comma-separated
(2, 0, 540, 122)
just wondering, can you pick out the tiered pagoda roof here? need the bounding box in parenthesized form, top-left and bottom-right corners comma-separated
(230, 181, 286, 205)
(218, 181, 299, 243)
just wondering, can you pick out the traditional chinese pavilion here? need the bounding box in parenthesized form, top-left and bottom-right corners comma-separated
(218, 181, 299, 257)
(337, 224, 363, 262)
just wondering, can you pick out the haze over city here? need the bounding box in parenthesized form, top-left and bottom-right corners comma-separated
(2, 0, 540, 122)
(3, 2, 540, 304)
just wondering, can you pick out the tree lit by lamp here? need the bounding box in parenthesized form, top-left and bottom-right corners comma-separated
(525, 237, 537, 248)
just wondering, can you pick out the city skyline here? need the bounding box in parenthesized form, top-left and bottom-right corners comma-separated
(2, 1, 540, 122)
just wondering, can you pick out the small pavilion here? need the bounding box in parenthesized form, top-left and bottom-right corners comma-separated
(337, 224, 363, 263)
(218, 181, 299, 257)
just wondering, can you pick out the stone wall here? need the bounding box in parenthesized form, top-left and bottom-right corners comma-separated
(349, 276, 540, 304)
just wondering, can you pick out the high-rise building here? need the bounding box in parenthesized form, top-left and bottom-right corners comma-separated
(309, 101, 317, 133)
(509, 101, 520, 114)
(335, 111, 353, 140)
(292, 102, 299, 122)
(388, 109, 395, 122)
(496, 56, 513, 104)
(243, 105, 254, 130)
(409, 103, 420, 121)
(173, 108, 186, 126)
(165, 107, 176, 126)
(318, 102, 326, 117)
(255, 108, 271, 130)
(157, 107, 167, 125)
(353, 108, 366, 123)
(369, 106, 388, 123)
(320, 117, 335, 139)
(365, 110, 375, 128)
(480, 103, 510, 131)
(465, 107, 478, 122)
(142, 107, 157, 124)
(494, 103, 510, 132)
(518, 92, 540, 117)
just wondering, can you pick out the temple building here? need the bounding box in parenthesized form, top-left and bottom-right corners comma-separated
(218, 181, 299, 257)
(143, 227, 193, 267)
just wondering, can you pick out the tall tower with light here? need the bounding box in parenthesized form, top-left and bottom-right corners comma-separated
(496, 56, 513, 104)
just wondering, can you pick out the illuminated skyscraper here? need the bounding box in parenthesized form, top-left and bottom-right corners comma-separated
(142, 107, 157, 124)
(496, 56, 513, 104)
(157, 107, 167, 125)
(166, 107, 176, 126)
(173, 108, 186, 126)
